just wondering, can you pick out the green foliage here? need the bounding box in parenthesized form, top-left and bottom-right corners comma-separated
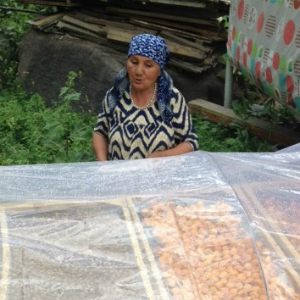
(0, 3, 28, 85)
(0, 1, 53, 87)
(232, 68, 296, 124)
(0, 73, 96, 166)
(232, 96, 295, 126)
(193, 116, 271, 152)
(0, 3, 95, 166)
(217, 15, 230, 31)
(217, 14, 229, 66)
(219, 53, 228, 65)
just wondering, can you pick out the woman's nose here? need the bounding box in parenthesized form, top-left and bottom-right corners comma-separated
(135, 63, 143, 75)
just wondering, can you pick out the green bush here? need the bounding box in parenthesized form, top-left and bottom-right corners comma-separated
(0, 75, 272, 166)
(0, 1, 54, 87)
(0, 67, 274, 166)
(193, 116, 271, 152)
(0, 1, 33, 86)
(0, 74, 96, 165)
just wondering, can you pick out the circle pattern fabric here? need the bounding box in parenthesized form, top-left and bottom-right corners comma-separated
(227, 0, 300, 114)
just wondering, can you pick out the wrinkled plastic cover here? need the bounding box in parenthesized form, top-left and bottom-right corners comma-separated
(0, 146, 300, 300)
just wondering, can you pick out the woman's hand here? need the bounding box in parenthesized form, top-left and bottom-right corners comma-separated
(147, 142, 194, 159)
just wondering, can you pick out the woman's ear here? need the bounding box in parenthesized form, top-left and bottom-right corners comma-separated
(158, 68, 162, 78)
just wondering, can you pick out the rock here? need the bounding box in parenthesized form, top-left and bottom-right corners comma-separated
(18, 28, 230, 114)
(168, 66, 226, 106)
(18, 28, 126, 113)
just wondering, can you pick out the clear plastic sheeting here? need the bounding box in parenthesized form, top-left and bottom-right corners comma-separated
(0, 147, 300, 300)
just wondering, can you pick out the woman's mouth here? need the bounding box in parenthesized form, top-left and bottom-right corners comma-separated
(133, 78, 142, 84)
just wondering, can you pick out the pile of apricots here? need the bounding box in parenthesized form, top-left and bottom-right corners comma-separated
(141, 201, 300, 300)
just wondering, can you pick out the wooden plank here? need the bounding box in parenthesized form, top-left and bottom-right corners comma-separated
(106, 6, 215, 27)
(107, 28, 205, 61)
(132, 0, 207, 8)
(122, 205, 158, 300)
(56, 21, 104, 39)
(189, 99, 300, 146)
(108, 27, 157, 40)
(31, 13, 64, 29)
(220, 0, 231, 4)
(63, 31, 112, 46)
(203, 55, 218, 68)
(0, 209, 9, 300)
(125, 197, 170, 300)
(129, 18, 210, 43)
(107, 7, 219, 38)
(159, 31, 211, 53)
(107, 28, 156, 45)
(1, 198, 126, 211)
(169, 59, 204, 74)
(132, 15, 219, 38)
(70, 12, 136, 30)
(62, 15, 108, 35)
(166, 39, 205, 60)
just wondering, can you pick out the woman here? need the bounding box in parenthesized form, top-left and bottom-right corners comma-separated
(93, 34, 199, 161)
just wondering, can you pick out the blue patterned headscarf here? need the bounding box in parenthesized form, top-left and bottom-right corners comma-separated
(107, 34, 173, 123)
(128, 34, 170, 69)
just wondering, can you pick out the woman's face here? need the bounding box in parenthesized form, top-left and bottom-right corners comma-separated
(126, 55, 161, 92)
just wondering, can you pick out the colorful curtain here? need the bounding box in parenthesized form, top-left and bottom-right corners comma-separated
(227, 0, 300, 115)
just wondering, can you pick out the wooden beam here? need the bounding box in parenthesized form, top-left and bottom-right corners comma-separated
(107, 28, 156, 45)
(56, 21, 104, 39)
(62, 15, 108, 35)
(131, 15, 219, 38)
(169, 59, 204, 74)
(159, 31, 211, 53)
(166, 39, 205, 60)
(69, 12, 136, 31)
(189, 99, 300, 146)
(107, 28, 205, 61)
(31, 13, 64, 29)
(129, 18, 210, 43)
(106, 6, 214, 26)
(130, 0, 207, 8)
(107, 7, 219, 38)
